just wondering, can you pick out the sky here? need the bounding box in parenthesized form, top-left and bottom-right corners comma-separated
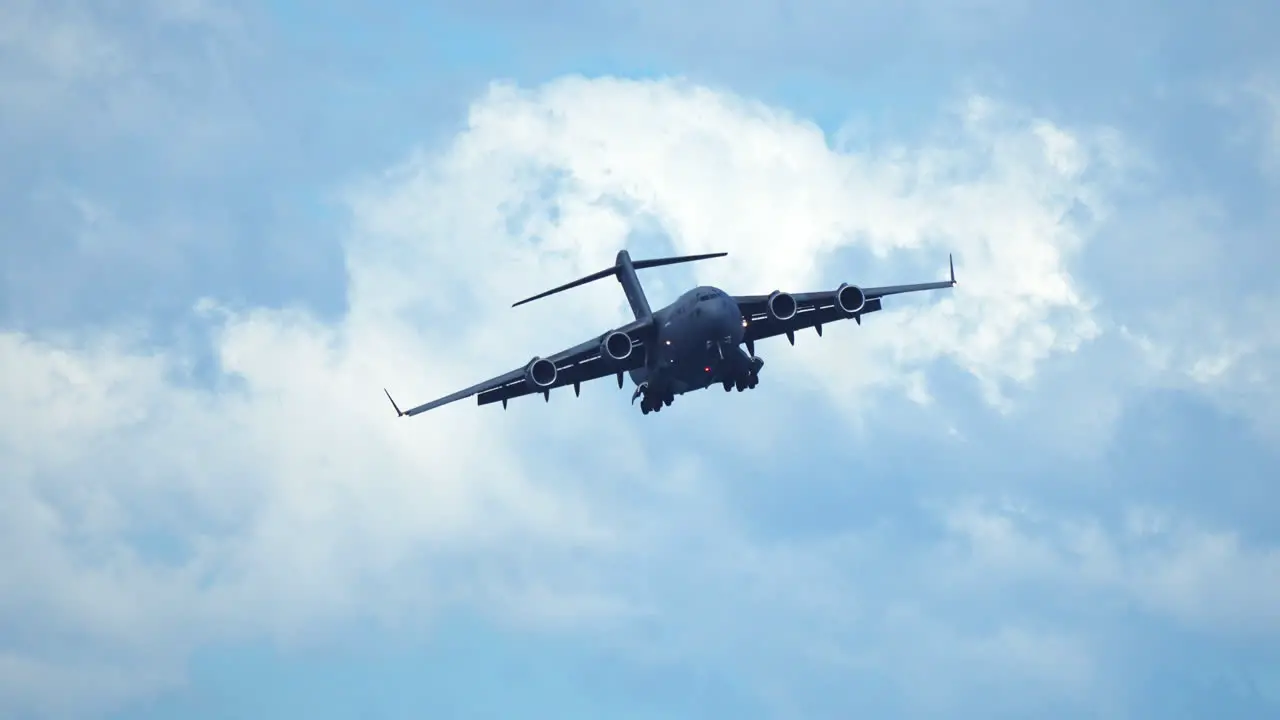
(2, 0, 1279, 718)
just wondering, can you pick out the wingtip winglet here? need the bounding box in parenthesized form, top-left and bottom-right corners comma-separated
(384, 388, 405, 417)
(949, 253, 956, 285)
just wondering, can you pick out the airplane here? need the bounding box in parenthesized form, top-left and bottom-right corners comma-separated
(384, 249, 956, 417)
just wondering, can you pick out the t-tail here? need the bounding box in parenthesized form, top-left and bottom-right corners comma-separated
(511, 250, 728, 321)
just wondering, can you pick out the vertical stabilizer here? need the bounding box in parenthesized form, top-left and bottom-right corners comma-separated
(613, 250, 652, 321)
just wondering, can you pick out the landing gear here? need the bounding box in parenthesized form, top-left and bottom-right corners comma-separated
(636, 384, 674, 415)
(637, 352, 765, 414)
(729, 370, 759, 392)
(730, 354, 763, 393)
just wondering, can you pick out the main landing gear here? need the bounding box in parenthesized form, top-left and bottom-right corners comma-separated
(640, 394, 673, 415)
(723, 354, 765, 393)
(632, 382, 674, 415)
(633, 355, 764, 415)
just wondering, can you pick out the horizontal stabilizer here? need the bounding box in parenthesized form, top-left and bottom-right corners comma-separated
(511, 251, 727, 308)
(511, 266, 619, 307)
(630, 252, 728, 272)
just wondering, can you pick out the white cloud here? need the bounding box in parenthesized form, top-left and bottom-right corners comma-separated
(0, 0, 255, 155)
(2, 74, 1278, 718)
(1119, 294, 1280, 440)
(935, 498, 1280, 636)
(354, 80, 1114, 412)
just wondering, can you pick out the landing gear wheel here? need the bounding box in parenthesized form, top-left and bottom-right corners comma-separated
(640, 394, 657, 414)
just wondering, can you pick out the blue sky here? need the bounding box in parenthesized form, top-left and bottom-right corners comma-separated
(2, 1, 1279, 718)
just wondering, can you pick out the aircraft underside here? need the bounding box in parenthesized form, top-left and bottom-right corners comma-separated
(631, 344, 765, 415)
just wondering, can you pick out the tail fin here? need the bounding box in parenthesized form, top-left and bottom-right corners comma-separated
(511, 250, 727, 320)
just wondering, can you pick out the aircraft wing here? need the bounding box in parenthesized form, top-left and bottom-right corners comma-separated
(386, 317, 654, 416)
(733, 255, 956, 345)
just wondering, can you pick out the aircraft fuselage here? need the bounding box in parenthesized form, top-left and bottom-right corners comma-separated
(630, 285, 754, 402)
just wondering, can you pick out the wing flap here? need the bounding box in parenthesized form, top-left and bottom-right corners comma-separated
(861, 254, 955, 299)
(742, 298, 882, 343)
(733, 254, 954, 338)
(392, 317, 653, 416)
(398, 368, 525, 416)
(476, 351, 645, 406)
(733, 291, 829, 319)
(860, 279, 955, 299)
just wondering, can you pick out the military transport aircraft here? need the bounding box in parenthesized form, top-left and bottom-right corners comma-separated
(384, 249, 956, 416)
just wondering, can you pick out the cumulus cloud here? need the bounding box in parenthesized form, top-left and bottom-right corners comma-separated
(1119, 296, 1280, 441)
(0, 0, 255, 158)
(936, 499, 1280, 636)
(354, 79, 1115, 410)
(3, 73, 1279, 719)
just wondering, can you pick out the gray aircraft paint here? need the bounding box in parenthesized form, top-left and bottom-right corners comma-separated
(384, 249, 955, 417)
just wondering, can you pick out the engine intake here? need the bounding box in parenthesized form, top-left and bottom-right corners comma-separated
(523, 357, 558, 389)
(600, 330, 633, 363)
(835, 283, 866, 315)
(767, 291, 798, 321)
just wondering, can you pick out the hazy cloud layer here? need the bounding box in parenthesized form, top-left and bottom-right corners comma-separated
(3, 2, 1279, 719)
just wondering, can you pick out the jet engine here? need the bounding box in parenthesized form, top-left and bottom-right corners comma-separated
(767, 290, 798, 321)
(834, 283, 866, 315)
(523, 357, 558, 389)
(599, 330, 633, 363)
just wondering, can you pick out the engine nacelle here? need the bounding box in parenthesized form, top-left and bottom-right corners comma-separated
(767, 290, 798, 321)
(523, 357, 558, 389)
(834, 283, 866, 315)
(600, 330, 633, 363)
